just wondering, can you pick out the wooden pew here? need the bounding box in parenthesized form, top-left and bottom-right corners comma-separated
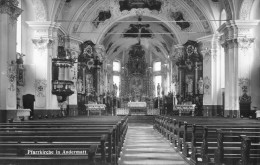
(154, 115, 260, 165)
(183, 125, 260, 164)
(0, 140, 98, 165)
(0, 116, 129, 164)
(0, 128, 114, 163)
(240, 135, 260, 165)
(214, 130, 260, 165)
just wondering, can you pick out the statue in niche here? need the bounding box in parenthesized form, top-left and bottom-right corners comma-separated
(157, 83, 161, 97)
(198, 77, 204, 94)
(113, 83, 118, 96)
(187, 78, 193, 95)
(77, 79, 83, 93)
(131, 77, 142, 101)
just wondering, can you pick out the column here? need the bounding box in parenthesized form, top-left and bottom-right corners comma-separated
(173, 44, 184, 96)
(27, 22, 57, 110)
(197, 34, 220, 116)
(0, 1, 22, 121)
(94, 44, 105, 97)
(218, 20, 258, 117)
(66, 37, 81, 113)
(236, 21, 257, 118)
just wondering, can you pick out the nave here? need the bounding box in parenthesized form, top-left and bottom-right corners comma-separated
(119, 123, 188, 165)
(2, 114, 260, 164)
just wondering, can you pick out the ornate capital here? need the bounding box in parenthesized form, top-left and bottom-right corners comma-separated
(32, 38, 54, 50)
(172, 45, 184, 60)
(94, 44, 105, 62)
(203, 76, 211, 95)
(0, 0, 23, 21)
(238, 37, 254, 51)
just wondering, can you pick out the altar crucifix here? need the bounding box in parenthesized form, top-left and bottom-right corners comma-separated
(126, 16, 151, 42)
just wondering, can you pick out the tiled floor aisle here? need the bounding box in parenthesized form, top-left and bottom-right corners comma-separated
(118, 124, 189, 165)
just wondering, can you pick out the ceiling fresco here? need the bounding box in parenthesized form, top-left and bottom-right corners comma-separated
(101, 16, 178, 62)
(54, 0, 215, 64)
(118, 0, 162, 12)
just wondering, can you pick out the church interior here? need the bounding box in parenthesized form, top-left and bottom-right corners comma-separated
(0, 0, 260, 164)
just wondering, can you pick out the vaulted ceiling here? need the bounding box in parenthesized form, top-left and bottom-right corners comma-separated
(49, 0, 220, 63)
(100, 16, 178, 63)
(27, 0, 247, 64)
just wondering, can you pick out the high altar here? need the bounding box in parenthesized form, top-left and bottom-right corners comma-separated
(127, 101, 147, 115)
(120, 43, 154, 108)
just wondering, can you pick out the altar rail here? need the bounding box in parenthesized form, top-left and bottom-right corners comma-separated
(116, 108, 159, 116)
(173, 105, 196, 116)
(127, 102, 147, 108)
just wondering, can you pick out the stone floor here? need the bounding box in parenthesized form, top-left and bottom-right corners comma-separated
(118, 123, 189, 165)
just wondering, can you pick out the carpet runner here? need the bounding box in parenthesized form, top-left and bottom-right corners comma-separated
(118, 123, 188, 165)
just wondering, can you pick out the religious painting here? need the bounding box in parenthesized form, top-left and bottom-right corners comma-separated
(86, 74, 93, 95)
(123, 24, 152, 38)
(92, 10, 111, 28)
(169, 11, 190, 30)
(130, 76, 143, 101)
(119, 0, 162, 11)
(185, 75, 194, 95)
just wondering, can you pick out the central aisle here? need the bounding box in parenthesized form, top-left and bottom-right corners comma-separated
(118, 123, 189, 165)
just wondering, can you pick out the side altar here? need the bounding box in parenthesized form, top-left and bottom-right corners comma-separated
(127, 102, 147, 115)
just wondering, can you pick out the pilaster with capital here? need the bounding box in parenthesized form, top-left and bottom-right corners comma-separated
(218, 20, 258, 117)
(93, 44, 105, 97)
(26, 22, 60, 109)
(0, 1, 22, 110)
(197, 34, 220, 111)
(172, 44, 184, 96)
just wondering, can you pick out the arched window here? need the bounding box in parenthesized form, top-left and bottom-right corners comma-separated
(113, 75, 120, 97)
(153, 61, 161, 72)
(113, 61, 120, 72)
(113, 60, 120, 97)
(154, 76, 162, 97)
(220, 9, 227, 26)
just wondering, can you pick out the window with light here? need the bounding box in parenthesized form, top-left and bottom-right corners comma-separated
(153, 62, 161, 72)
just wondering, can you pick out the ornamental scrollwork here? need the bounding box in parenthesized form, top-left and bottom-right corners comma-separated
(0, 0, 23, 23)
(32, 38, 54, 50)
(238, 78, 250, 93)
(203, 76, 211, 95)
(34, 79, 47, 97)
(238, 37, 254, 56)
(7, 60, 16, 91)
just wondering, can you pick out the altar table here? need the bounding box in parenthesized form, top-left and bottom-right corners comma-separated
(127, 102, 147, 115)
(85, 104, 106, 116)
(173, 104, 196, 116)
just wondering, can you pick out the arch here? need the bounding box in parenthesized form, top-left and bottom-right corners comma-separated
(220, 0, 233, 20)
(95, 14, 181, 46)
(249, 0, 259, 19)
(66, 0, 217, 42)
(31, 0, 49, 21)
(67, 0, 104, 35)
(239, 0, 254, 20)
(51, 0, 66, 22)
(220, 9, 227, 25)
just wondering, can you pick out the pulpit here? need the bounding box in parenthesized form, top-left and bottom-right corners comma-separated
(127, 102, 147, 115)
(85, 104, 106, 116)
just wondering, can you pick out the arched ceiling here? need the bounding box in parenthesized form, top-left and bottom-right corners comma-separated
(35, 0, 237, 62)
(100, 16, 178, 62)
